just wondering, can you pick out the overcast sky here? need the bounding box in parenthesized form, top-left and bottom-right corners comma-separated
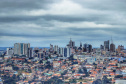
(0, 0, 126, 48)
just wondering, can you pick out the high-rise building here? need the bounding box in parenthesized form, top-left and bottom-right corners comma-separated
(110, 43, 115, 52)
(118, 45, 124, 51)
(14, 43, 21, 55)
(7, 48, 9, 55)
(59, 47, 64, 56)
(7, 48, 14, 55)
(24, 43, 30, 55)
(64, 48, 67, 57)
(89, 44, 92, 53)
(110, 37, 115, 52)
(64, 46, 71, 57)
(83, 43, 88, 52)
(38, 52, 43, 59)
(28, 48, 33, 58)
(14, 43, 30, 56)
(67, 46, 70, 57)
(83, 44, 92, 53)
(80, 42, 82, 48)
(50, 44, 53, 49)
(54, 45, 58, 52)
(69, 38, 75, 48)
(100, 45, 104, 50)
(20, 43, 24, 54)
(104, 40, 109, 51)
(62, 48, 64, 56)
(49, 44, 53, 53)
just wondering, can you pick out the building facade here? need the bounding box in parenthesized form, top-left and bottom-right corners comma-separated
(14, 43, 30, 56)
(110, 43, 115, 52)
(104, 40, 109, 51)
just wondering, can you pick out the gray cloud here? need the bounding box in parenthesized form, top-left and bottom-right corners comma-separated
(0, 0, 58, 10)
(0, 0, 126, 47)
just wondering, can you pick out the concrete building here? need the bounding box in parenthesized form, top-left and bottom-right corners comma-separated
(100, 45, 104, 50)
(14, 43, 30, 56)
(67, 47, 70, 57)
(118, 45, 124, 52)
(89, 44, 92, 53)
(64, 46, 71, 57)
(24, 43, 30, 55)
(49, 44, 53, 53)
(7, 48, 14, 55)
(54, 45, 58, 53)
(83, 44, 92, 53)
(14, 43, 20, 55)
(28, 48, 33, 58)
(69, 38, 75, 48)
(59, 47, 64, 56)
(38, 52, 43, 59)
(104, 40, 109, 51)
(110, 43, 115, 52)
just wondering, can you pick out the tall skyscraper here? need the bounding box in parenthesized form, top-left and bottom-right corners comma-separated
(54, 45, 58, 52)
(84, 43, 87, 49)
(64, 48, 67, 57)
(89, 44, 92, 53)
(67, 46, 70, 57)
(28, 48, 33, 58)
(64, 46, 70, 57)
(49, 44, 53, 53)
(24, 43, 30, 55)
(110, 37, 115, 52)
(110, 43, 115, 52)
(59, 47, 64, 56)
(14, 43, 30, 56)
(69, 38, 75, 48)
(14, 43, 21, 55)
(83, 43, 88, 52)
(104, 40, 109, 51)
(20, 43, 24, 54)
(83, 43, 92, 53)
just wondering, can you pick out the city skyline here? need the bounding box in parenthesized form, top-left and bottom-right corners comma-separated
(0, 39, 125, 49)
(0, 0, 126, 47)
(1, 1, 126, 84)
